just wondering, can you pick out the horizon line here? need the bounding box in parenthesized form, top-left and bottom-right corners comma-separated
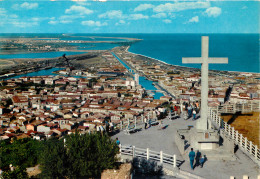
(0, 32, 259, 34)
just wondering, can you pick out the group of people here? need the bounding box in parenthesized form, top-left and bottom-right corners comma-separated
(144, 117, 153, 129)
(189, 148, 206, 170)
(183, 102, 200, 120)
(173, 105, 181, 116)
(96, 120, 114, 135)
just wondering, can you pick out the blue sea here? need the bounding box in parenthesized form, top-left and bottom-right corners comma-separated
(0, 33, 259, 73)
(127, 33, 259, 73)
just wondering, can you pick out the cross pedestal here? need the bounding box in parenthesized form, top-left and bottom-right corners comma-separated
(188, 128, 220, 150)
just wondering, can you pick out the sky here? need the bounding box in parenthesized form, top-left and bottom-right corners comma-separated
(0, 0, 259, 33)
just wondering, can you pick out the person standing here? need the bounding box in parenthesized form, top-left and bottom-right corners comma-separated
(100, 125, 104, 136)
(96, 125, 100, 133)
(195, 101, 199, 112)
(109, 121, 114, 132)
(148, 118, 151, 128)
(195, 150, 201, 167)
(200, 156, 205, 168)
(180, 103, 183, 114)
(187, 105, 192, 118)
(193, 110, 196, 120)
(177, 106, 181, 116)
(105, 121, 109, 133)
(189, 148, 195, 170)
(116, 137, 120, 145)
(174, 105, 178, 115)
(185, 102, 188, 111)
(144, 117, 147, 129)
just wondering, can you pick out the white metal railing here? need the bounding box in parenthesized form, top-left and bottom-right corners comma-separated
(168, 111, 180, 120)
(119, 145, 206, 178)
(208, 108, 260, 164)
(117, 114, 157, 131)
(116, 110, 178, 132)
(215, 102, 260, 114)
(119, 144, 178, 169)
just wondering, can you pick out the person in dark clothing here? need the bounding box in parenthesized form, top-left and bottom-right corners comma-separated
(195, 150, 201, 167)
(106, 124, 109, 133)
(184, 102, 188, 111)
(187, 105, 192, 118)
(144, 122, 147, 129)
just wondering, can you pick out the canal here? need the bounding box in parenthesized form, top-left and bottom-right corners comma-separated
(111, 52, 164, 99)
(6, 53, 165, 99)
(6, 67, 86, 80)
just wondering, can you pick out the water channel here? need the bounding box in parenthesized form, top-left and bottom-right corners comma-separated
(6, 54, 164, 99)
(111, 52, 164, 99)
(6, 67, 85, 80)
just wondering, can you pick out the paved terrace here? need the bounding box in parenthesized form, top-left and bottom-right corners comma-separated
(112, 116, 259, 179)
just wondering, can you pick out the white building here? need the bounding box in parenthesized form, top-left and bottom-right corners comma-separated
(135, 73, 139, 85)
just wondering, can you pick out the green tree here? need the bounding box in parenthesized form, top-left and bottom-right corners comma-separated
(1, 166, 28, 179)
(39, 138, 67, 179)
(40, 132, 119, 178)
(66, 132, 119, 178)
(0, 138, 43, 169)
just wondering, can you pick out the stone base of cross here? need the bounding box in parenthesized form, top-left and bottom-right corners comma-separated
(182, 36, 228, 131)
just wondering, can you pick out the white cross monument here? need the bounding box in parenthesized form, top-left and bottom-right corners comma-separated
(182, 36, 228, 131)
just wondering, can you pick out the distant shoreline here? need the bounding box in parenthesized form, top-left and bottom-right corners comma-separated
(125, 46, 260, 75)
